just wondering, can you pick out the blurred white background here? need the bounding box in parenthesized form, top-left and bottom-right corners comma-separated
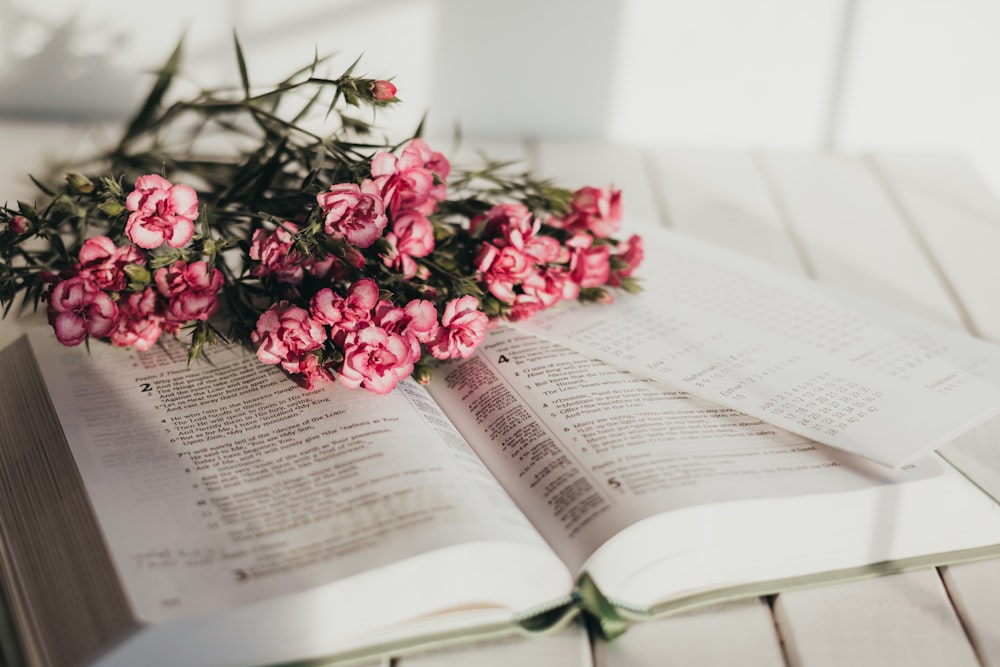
(2, 0, 1000, 195)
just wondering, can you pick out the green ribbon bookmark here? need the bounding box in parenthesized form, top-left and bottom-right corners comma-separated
(575, 573, 629, 640)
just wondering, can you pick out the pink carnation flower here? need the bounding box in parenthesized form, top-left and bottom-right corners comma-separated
(375, 298, 440, 362)
(522, 266, 575, 309)
(476, 243, 533, 303)
(610, 234, 644, 286)
(316, 180, 388, 248)
(429, 295, 488, 360)
(383, 210, 435, 278)
(370, 138, 450, 217)
(567, 235, 612, 288)
(125, 174, 199, 249)
(310, 278, 380, 344)
(550, 186, 623, 238)
(249, 223, 307, 285)
(77, 236, 146, 291)
(405, 138, 451, 182)
(154, 260, 224, 323)
(47, 276, 119, 346)
(338, 325, 414, 394)
(110, 287, 165, 351)
(472, 202, 534, 243)
(251, 302, 329, 388)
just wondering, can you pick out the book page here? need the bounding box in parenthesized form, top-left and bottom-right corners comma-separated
(29, 332, 557, 623)
(514, 229, 1000, 466)
(425, 326, 942, 573)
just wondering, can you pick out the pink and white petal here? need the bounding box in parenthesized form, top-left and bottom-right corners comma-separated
(166, 217, 196, 248)
(126, 218, 166, 249)
(54, 313, 88, 346)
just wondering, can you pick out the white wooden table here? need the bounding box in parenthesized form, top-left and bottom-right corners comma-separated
(2, 123, 1000, 667)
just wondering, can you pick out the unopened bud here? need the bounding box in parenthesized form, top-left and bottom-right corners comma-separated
(66, 173, 94, 194)
(411, 364, 432, 385)
(99, 200, 125, 217)
(124, 264, 152, 285)
(7, 215, 29, 234)
(369, 79, 397, 102)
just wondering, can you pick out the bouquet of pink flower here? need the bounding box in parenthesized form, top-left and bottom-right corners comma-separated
(0, 41, 643, 394)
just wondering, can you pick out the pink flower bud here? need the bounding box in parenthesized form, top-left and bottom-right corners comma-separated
(8, 215, 28, 234)
(370, 80, 397, 101)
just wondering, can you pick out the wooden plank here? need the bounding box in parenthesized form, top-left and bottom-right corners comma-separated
(535, 141, 663, 231)
(941, 559, 1000, 667)
(397, 623, 592, 667)
(871, 153, 1000, 667)
(595, 599, 785, 667)
(646, 147, 805, 268)
(938, 419, 1000, 508)
(670, 150, 984, 667)
(757, 152, 964, 328)
(870, 152, 1000, 342)
(773, 570, 980, 667)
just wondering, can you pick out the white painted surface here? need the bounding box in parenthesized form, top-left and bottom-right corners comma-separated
(595, 599, 785, 667)
(774, 571, 981, 667)
(2, 125, 1000, 666)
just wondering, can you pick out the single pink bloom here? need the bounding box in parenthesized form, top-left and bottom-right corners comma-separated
(125, 174, 199, 249)
(429, 295, 488, 360)
(110, 287, 165, 351)
(310, 278, 380, 343)
(316, 180, 388, 248)
(249, 223, 307, 285)
(610, 234, 645, 285)
(472, 202, 534, 243)
(375, 298, 441, 362)
(383, 210, 435, 278)
(509, 293, 544, 322)
(550, 186, 623, 238)
(476, 243, 532, 303)
(522, 266, 574, 309)
(371, 138, 449, 216)
(47, 276, 119, 346)
(402, 138, 451, 181)
(567, 235, 612, 288)
(523, 234, 565, 264)
(370, 80, 397, 101)
(154, 260, 224, 323)
(338, 325, 414, 394)
(77, 236, 146, 291)
(251, 302, 327, 376)
(285, 353, 335, 390)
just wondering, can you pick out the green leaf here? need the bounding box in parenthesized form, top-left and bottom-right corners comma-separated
(233, 32, 251, 99)
(412, 112, 428, 140)
(120, 38, 184, 146)
(27, 175, 55, 197)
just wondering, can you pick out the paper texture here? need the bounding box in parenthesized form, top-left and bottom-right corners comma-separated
(515, 230, 1000, 466)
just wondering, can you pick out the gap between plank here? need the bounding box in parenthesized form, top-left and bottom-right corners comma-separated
(864, 155, 984, 339)
(748, 152, 820, 280)
(936, 567, 988, 667)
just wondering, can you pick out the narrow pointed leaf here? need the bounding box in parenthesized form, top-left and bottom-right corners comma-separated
(233, 32, 251, 99)
(120, 38, 184, 146)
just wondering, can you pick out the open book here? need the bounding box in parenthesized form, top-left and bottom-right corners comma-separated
(4, 227, 1000, 667)
(2, 310, 1000, 666)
